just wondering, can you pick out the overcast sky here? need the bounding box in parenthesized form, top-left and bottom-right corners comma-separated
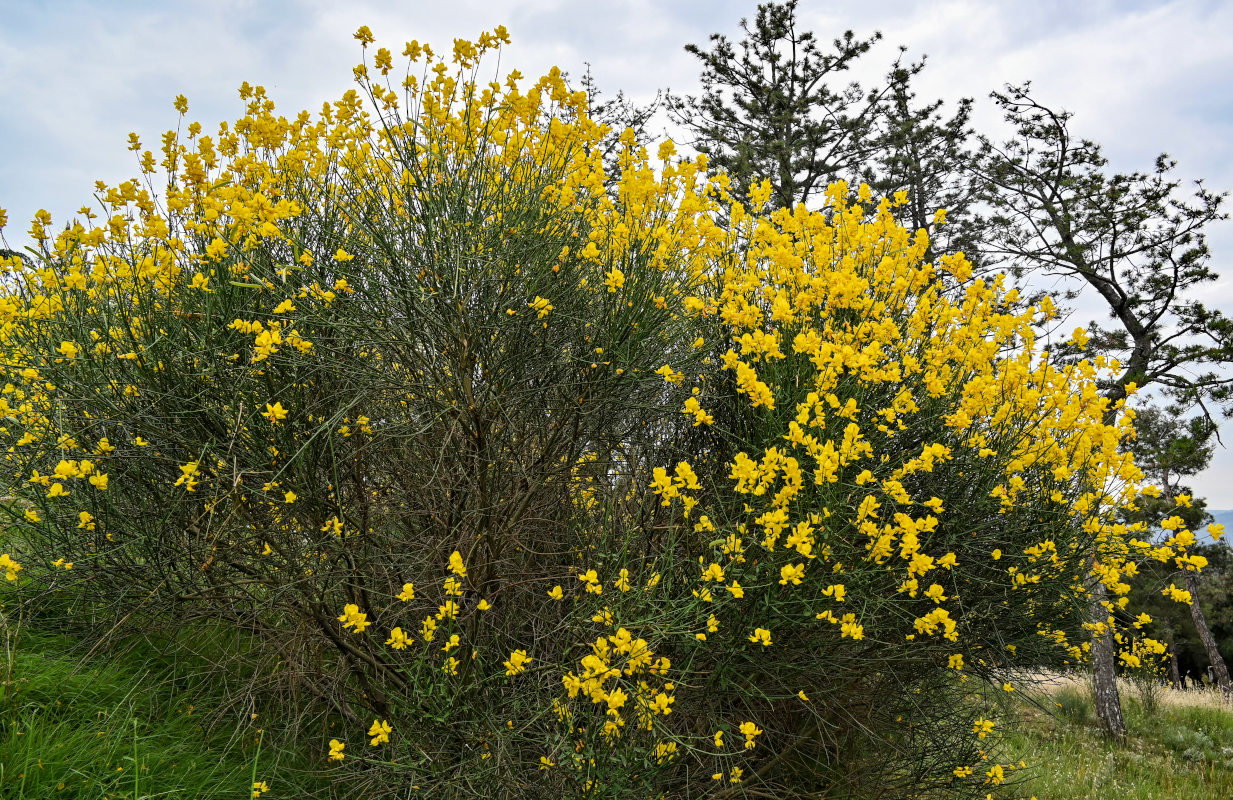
(2, 0, 1231, 508)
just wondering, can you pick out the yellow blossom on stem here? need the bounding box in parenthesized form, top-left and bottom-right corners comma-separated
(263, 402, 288, 423)
(368, 719, 392, 746)
(748, 627, 772, 647)
(739, 721, 763, 749)
(504, 649, 531, 676)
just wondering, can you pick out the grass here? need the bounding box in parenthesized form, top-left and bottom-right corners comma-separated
(0, 621, 328, 800)
(1006, 674, 1233, 799)
(5, 597, 1232, 799)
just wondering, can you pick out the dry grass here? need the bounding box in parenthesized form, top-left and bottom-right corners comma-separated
(1027, 669, 1232, 712)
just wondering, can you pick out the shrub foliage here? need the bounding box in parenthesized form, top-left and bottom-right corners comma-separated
(0, 26, 1202, 800)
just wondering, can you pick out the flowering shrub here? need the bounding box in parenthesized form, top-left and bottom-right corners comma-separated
(0, 25, 1205, 800)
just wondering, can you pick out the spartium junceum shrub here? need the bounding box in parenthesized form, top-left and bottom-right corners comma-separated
(0, 25, 1204, 800)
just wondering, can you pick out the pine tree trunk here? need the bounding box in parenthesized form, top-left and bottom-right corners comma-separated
(1090, 581, 1126, 741)
(1182, 568, 1232, 695)
(1089, 405, 1127, 740)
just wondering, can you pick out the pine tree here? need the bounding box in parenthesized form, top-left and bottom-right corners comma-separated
(976, 84, 1232, 739)
(668, 0, 886, 211)
(1123, 405, 1232, 696)
(669, 1, 984, 268)
(858, 57, 986, 269)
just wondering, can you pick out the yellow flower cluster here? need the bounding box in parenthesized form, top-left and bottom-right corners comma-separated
(561, 626, 674, 742)
(0, 553, 21, 581)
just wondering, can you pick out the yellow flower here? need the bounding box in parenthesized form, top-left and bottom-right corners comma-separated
(603, 268, 625, 292)
(448, 550, 467, 576)
(739, 721, 763, 749)
(333, 248, 356, 262)
(578, 569, 602, 594)
(174, 461, 200, 492)
(529, 296, 553, 319)
(779, 563, 805, 585)
(368, 719, 392, 746)
(328, 739, 345, 761)
(655, 364, 684, 385)
(1, 554, 22, 581)
(396, 582, 415, 601)
(284, 491, 296, 503)
(748, 627, 772, 647)
(682, 396, 715, 426)
(337, 603, 370, 633)
(840, 615, 865, 640)
(1162, 583, 1193, 604)
(263, 402, 288, 423)
(547, 584, 564, 600)
(385, 627, 411, 650)
(504, 648, 531, 676)
(251, 781, 269, 798)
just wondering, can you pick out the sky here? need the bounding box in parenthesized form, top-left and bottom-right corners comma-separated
(2, 0, 1231, 506)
